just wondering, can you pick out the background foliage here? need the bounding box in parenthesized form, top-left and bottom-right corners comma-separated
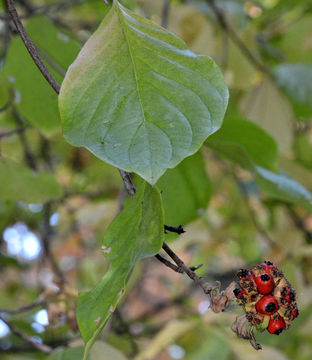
(0, 0, 312, 359)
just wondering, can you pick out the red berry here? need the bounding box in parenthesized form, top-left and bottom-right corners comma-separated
(285, 289, 296, 303)
(256, 295, 279, 315)
(233, 287, 247, 299)
(267, 316, 285, 335)
(255, 273, 274, 295)
(291, 308, 299, 319)
(237, 269, 250, 280)
(262, 261, 275, 273)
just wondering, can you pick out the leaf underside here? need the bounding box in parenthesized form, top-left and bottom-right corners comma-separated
(77, 181, 164, 359)
(59, 0, 228, 184)
(206, 118, 312, 211)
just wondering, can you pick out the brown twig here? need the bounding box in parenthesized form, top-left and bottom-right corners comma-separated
(0, 315, 53, 354)
(118, 169, 137, 198)
(162, 241, 213, 294)
(5, 0, 61, 94)
(155, 253, 184, 273)
(41, 202, 66, 284)
(287, 205, 312, 244)
(0, 127, 28, 140)
(13, 109, 38, 170)
(0, 299, 45, 315)
(161, 0, 170, 28)
(164, 224, 185, 234)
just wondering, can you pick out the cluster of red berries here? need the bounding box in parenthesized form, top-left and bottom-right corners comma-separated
(234, 261, 299, 335)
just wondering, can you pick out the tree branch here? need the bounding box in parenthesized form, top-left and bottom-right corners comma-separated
(162, 241, 213, 294)
(161, 0, 170, 28)
(0, 127, 28, 140)
(207, 0, 270, 76)
(0, 315, 53, 354)
(5, 0, 61, 94)
(0, 299, 45, 315)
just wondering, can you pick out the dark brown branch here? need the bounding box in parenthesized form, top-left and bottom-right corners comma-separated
(164, 224, 185, 234)
(0, 315, 53, 354)
(287, 205, 312, 244)
(42, 202, 66, 284)
(0, 299, 45, 315)
(155, 254, 184, 273)
(5, 0, 61, 94)
(161, 0, 170, 28)
(118, 169, 136, 198)
(13, 109, 37, 170)
(0, 127, 28, 140)
(162, 242, 213, 294)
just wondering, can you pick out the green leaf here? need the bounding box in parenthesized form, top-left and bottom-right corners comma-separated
(0, 159, 62, 203)
(207, 117, 278, 171)
(255, 166, 312, 211)
(47, 347, 89, 360)
(273, 63, 312, 117)
(59, 0, 228, 185)
(189, 329, 229, 360)
(77, 181, 164, 359)
(156, 151, 211, 225)
(206, 120, 312, 211)
(2, 16, 80, 136)
(240, 79, 294, 154)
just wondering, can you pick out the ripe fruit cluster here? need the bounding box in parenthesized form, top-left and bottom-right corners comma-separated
(234, 261, 299, 335)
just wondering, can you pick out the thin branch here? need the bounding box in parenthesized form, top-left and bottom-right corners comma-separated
(5, 0, 61, 94)
(36, 46, 66, 77)
(287, 205, 312, 244)
(155, 253, 184, 273)
(164, 224, 185, 234)
(13, 109, 37, 170)
(41, 202, 66, 284)
(161, 0, 170, 28)
(118, 169, 136, 198)
(207, 0, 270, 76)
(0, 127, 28, 140)
(0, 299, 45, 315)
(0, 315, 53, 354)
(162, 242, 213, 294)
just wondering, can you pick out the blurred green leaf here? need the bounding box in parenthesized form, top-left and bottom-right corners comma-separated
(240, 79, 294, 154)
(206, 120, 312, 211)
(273, 63, 312, 117)
(188, 329, 229, 360)
(2, 16, 80, 136)
(208, 117, 278, 171)
(59, 0, 228, 185)
(47, 347, 89, 360)
(77, 180, 164, 359)
(0, 159, 62, 202)
(156, 151, 211, 225)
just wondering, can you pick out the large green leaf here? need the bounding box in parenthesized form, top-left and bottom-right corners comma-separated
(2, 16, 80, 136)
(47, 347, 89, 360)
(0, 159, 62, 203)
(77, 181, 164, 359)
(206, 119, 312, 211)
(156, 151, 211, 225)
(273, 63, 312, 117)
(240, 79, 294, 154)
(208, 117, 278, 171)
(59, 0, 228, 185)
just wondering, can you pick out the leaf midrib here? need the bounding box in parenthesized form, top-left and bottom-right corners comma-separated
(116, 3, 153, 178)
